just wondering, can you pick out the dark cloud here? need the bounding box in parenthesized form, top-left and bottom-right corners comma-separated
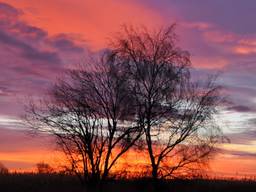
(0, 2, 21, 18)
(248, 118, 256, 126)
(227, 105, 254, 113)
(13, 22, 48, 40)
(49, 34, 84, 53)
(217, 148, 256, 158)
(0, 30, 61, 64)
(224, 130, 256, 145)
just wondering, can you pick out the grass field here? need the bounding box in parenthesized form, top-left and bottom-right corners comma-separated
(0, 173, 256, 192)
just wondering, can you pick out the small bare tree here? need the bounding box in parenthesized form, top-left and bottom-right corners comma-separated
(36, 162, 53, 174)
(109, 25, 222, 180)
(25, 53, 141, 184)
(0, 162, 8, 174)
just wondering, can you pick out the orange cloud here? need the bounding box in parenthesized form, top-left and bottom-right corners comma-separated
(203, 30, 236, 44)
(233, 46, 256, 55)
(181, 21, 213, 30)
(202, 29, 256, 56)
(191, 56, 228, 69)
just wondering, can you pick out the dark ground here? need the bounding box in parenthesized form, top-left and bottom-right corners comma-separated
(0, 173, 256, 192)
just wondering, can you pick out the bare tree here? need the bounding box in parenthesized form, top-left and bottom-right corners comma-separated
(0, 162, 8, 174)
(25, 53, 141, 184)
(36, 162, 53, 174)
(25, 25, 223, 182)
(109, 25, 222, 180)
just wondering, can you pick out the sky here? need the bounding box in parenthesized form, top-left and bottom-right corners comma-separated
(0, 0, 256, 177)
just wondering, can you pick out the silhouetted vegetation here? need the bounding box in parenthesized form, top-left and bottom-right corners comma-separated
(25, 50, 142, 184)
(36, 162, 54, 174)
(0, 162, 8, 174)
(0, 173, 256, 192)
(109, 25, 223, 180)
(24, 25, 223, 187)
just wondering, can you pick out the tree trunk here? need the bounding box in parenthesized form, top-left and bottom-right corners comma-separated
(152, 165, 158, 180)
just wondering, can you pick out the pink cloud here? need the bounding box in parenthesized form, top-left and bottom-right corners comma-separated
(4, 0, 164, 50)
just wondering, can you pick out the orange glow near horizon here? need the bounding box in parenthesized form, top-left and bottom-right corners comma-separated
(2, 143, 256, 179)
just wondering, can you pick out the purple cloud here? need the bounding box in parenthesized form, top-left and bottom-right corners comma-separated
(217, 148, 256, 158)
(0, 30, 61, 64)
(141, 0, 256, 34)
(49, 34, 84, 53)
(0, 127, 54, 153)
(0, 2, 21, 18)
(0, 2, 87, 117)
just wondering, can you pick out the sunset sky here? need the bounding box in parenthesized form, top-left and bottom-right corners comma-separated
(0, 0, 256, 178)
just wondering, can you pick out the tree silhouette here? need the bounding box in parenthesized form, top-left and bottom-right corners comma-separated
(36, 162, 53, 174)
(25, 53, 141, 184)
(0, 162, 8, 174)
(109, 25, 222, 180)
(25, 24, 223, 183)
